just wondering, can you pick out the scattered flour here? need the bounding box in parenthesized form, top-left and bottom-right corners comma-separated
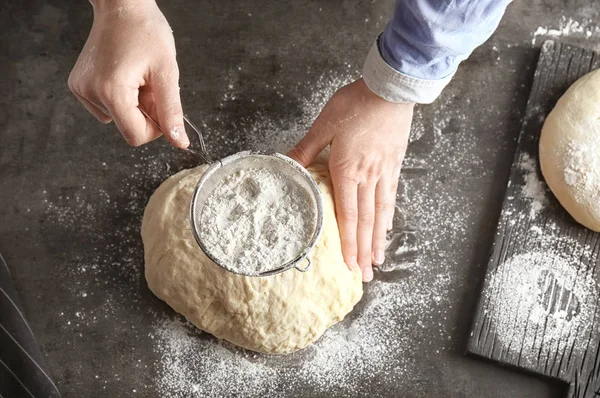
(486, 250, 598, 368)
(43, 70, 486, 395)
(146, 72, 484, 397)
(199, 167, 316, 274)
(152, 279, 434, 397)
(26, 12, 600, 396)
(519, 153, 548, 218)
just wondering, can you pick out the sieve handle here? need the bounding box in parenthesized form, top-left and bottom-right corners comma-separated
(138, 107, 212, 164)
(295, 257, 312, 272)
(182, 115, 212, 164)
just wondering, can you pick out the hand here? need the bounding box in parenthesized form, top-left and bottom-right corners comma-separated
(288, 78, 413, 282)
(68, 0, 189, 148)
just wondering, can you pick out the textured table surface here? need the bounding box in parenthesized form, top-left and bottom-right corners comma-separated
(1, 1, 600, 397)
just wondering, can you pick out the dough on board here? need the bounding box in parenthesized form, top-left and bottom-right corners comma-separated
(540, 69, 600, 232)
(142, 160, 363, 354)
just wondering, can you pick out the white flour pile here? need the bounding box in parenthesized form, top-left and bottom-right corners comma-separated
(486, 250, 598, 368)
(519, 153, 548, 218)
(199, 167, 316, 274)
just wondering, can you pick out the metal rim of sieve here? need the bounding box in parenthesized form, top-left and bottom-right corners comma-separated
(189, 150, 324, 277)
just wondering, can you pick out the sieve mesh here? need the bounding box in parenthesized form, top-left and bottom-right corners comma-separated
(190, 151, 324, 277)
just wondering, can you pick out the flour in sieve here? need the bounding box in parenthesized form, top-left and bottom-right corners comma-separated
(199, 167, 316, 274)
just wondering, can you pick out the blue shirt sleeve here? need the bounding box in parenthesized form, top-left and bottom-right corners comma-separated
(381, 0, 512, 80)
(362, 0, 512, 103)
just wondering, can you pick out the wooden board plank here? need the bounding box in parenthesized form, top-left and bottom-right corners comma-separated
(467, 40, 600, 398)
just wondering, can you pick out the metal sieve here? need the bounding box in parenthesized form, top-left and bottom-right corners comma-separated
(190, 151, 325, 277)
(138, 107, 323, 277)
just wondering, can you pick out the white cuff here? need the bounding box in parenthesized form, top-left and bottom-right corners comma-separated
(362, 39, 454, 104)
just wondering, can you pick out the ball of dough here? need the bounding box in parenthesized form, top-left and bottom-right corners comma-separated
(142, 161, 363, 354)
(540, 69, 600, 231)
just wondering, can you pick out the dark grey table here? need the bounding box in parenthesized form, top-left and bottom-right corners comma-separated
(1, 1, 599, 397)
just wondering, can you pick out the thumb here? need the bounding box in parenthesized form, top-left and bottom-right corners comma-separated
(287, 119, 333, 168)
(153, 64, 190, 149)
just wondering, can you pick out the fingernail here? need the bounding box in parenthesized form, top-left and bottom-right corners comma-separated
(387, 220, 393, 231)
(347, 256, 359, 270)
(362, 266, 373, 282)
(373, 249, 385, 265)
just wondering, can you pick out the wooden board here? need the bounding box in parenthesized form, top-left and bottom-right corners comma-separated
(467, 40, 600, 398)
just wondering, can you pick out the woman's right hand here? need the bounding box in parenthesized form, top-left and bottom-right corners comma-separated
(68, 0, 189, 148)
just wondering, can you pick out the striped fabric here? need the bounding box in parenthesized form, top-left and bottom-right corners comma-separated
(0, 253, 61, 398)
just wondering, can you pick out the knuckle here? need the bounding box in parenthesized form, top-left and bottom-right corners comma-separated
(97, 79, 127, 104)
(358, 212, 375, 225)
(336, 174, 360, 186)
(364, 164, 381, 180)
(163, 101, 183, 118)
(289, 145, 310, 164)
(68, 72, 88, 97)
(338, 208, 358, 223)
(374, 201, 394, 213)
(372, 242, 385, 252)
(123, 134, 146, 147)
(97, 83, 116, 102)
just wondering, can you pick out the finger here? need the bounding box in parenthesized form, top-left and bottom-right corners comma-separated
(138, 90, 163, 143)
(332, 174, 359, 272)
(72, 92, 112, 124)
(152, 65, 189, 149)
(357, 182, 376, 282)
(388, 166, 402, 231)
(139, 87, 160, 121)
(138, 111, 163, 143)
(102, 89, 160, 147)
(373, 177, 395, 266)
(287, 118, 333, 167)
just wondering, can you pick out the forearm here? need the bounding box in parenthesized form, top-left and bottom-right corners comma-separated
(363, 0, 512, 103)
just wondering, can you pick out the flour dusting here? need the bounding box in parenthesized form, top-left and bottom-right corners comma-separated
(199, 167, 316, 274)
(169, 126, 180, 141)
(43, 69, 485, 395)
(519, 153, 547, 218)
(147, 72, 484, 397)
(564, 139, 591, 188)
(152, 277, 437, 396)
(531, 16, 600, 45)
(563, 138, 600, 214)
(487, 250, 598, 367)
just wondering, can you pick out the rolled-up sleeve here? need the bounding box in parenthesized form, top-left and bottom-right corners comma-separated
(363, 0, 512, 104)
